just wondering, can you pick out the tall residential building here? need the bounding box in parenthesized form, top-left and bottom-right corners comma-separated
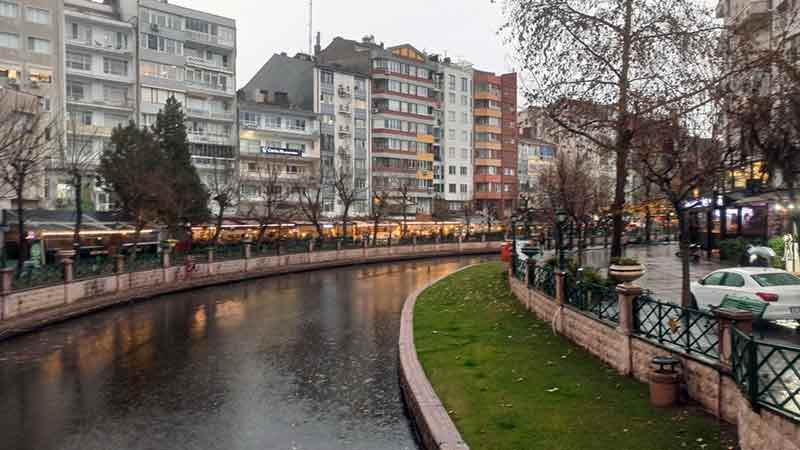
(320, 36, 438, 218)
(238, 53, 320, 212)
(57, 0, 136, 211)
(313, 62, 371, 218)
(473, 70, 517, 219)
(135, 0, 237, 189)
(0, 0, 64, 209)
(435, 56, 473, 213)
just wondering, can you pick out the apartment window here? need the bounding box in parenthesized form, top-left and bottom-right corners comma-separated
(264, 116, 281, 128)
(461, 77, 469, 92)
(448, 74, 456, 90)
(0, 1, 17, 18)
(462, 112, 468, 123)
(29, 69, 51, 83)
(449, 184, 456, 193)
(66, 52, 91, 71)
(448, 111, 455, 122)
(25, 7, 49, 24)
(461, 95, 469, 106)
(460, 166, 468, 176)
(461, 130, 468, 142)
(103, 58, 128, 76)
(460, 148, 469, 160)
(288, 119, 306, 131)
(141, 33, 183, 55)
(448, 147, 456, 158)
(448, 166, 456, 175)
(104, 85, 128, 105)
(0, 32, 17, 49)
(247, 162, 257, 172)
(27, 37, 50, 54)
(321, 71, 334, 85)
(69, 22, 92, 43)
(66, 81, 85, 100)
(79, 111, 93, 125)
(447, 129, 455, 140)
(448, 92, 456, 104)
(460, 184, 468, 193)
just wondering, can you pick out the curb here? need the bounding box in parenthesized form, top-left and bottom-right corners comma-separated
(399, 265, 473, 450)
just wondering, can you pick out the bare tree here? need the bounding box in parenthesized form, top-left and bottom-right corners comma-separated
(370, 190, 390, 245)
(503, 0, 745, 258)
(207, 158, 239, 246)
(632, 111, 741, 307)
(56, 113, 101, 252)
(244, 164, 292, 245)
(462, 199, 475, 238)
(0, 90, 55, 270)
(332, 157, 365, 239)
(294, 166, 325, 240)
(390, 178, 417, 239)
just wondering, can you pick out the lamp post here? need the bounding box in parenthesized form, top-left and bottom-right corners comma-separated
(511, 216, 518, 273)
(555, 208, 568, 272)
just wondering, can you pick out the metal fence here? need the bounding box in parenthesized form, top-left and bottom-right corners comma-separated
(733, 328, 800, 421)
(513, 258, 526, 281)
(564, 275, 619, 324)
(633, 292, 720, 361)
(528, 264, 556, 298)
(12, 264, 64, 290)
(214, 244, 245, 261)
(73, 257, 115, 280)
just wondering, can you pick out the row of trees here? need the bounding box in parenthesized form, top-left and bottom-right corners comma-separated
(504, 0, 800, 305)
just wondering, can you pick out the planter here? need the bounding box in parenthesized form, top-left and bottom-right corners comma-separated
(608, 264, 645, 285)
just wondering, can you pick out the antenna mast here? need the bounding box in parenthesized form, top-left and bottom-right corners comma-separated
(308, 0, 313, 55)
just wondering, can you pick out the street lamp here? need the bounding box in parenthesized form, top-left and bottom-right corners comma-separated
(555, 208, 568, 272)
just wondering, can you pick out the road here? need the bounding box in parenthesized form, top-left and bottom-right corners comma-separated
(0, 255, 494, 450)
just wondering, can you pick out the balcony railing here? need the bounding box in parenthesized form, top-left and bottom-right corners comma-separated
(184, 30, 235, 48)
(185, 56, 233, 73)
(187, 131, 232, 145)
(186, 108, 234, 121)
(65, 37, 133, 54)
(185, 79, 235, 95)
(67, 96, 134, 109)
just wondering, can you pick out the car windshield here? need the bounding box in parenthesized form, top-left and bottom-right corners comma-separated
(751, 273, 800, 287)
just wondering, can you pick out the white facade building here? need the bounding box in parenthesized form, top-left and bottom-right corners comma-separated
(437, 57, 473, 212)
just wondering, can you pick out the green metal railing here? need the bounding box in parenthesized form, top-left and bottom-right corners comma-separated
(564, 275, 619, 324)
(529, 265, 555, 298)
(732, 328, 800, 421)
(633, 293, 720, 360)
(126, 254, 162, 272)
(12, 264, 64, 290)
(214, 244, 245, 261)
(513, 258, 526, 281)
(73, 257, 115, 280)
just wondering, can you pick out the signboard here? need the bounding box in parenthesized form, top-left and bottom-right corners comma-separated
(260, 146, 303, 157)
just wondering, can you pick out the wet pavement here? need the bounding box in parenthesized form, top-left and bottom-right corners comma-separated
(0, 255, 494, 450)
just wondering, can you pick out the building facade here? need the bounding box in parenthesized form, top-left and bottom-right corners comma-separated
(473, 70, 517, 219)
(436, 57, 473, 213)
(238, 53, 320, 214)
(313, 64, 371, 218)
(135, 0, 237, 190)
(319, 36, 438, 218)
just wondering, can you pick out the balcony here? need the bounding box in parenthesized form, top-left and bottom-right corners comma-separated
(187, 131, 232, 145)
(338, 85, 352, 98)
(185, 108, 235, 121)
(475, 124, 502, 134)
(66, 121, 114, 137)
(241, 119, 259, 129)
(338, 104, 351, 115)
(474, 107, 502, 118)
(185, 79, 235, 96)
(186, 56, 234, 74)
(475, 90, 501, 101)
(67, 96, 134, 110)
(65, 37, 133, 56)
(184, 30, 235, 48)
(338, 125, 352, 135)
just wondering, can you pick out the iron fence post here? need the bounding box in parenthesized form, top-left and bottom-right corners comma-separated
(747, 337, 760, 409)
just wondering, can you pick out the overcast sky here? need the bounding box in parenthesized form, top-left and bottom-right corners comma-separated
(169, 0, 512, 88)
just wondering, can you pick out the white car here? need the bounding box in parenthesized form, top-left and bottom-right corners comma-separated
(690, 267, 800, 321)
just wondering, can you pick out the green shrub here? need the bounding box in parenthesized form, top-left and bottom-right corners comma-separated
(719, 238, 748, 261)
(768, 236, 786, 258)
(611, 257, 640, 266)
(771, 256, 785, 270)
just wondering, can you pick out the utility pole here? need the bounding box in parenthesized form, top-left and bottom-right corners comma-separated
(308, 0, 313, 56)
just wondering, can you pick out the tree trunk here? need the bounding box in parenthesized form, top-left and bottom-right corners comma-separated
(373, 217, 380, 246)
(73, 173, 83, 257)
(16, 179, 26, 272)
(256, 224, 267, 245)
(341, 205, 350, 239)
(212, 205, 225, 245)
(677, 208, 692, 308)
(314, 221, 324, 241)
(645, 206, 652, 244)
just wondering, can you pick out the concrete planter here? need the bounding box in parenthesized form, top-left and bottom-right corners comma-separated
(608, 264, 645, 285)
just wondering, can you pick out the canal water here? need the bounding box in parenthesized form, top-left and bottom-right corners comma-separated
(0, 256, 493, 450)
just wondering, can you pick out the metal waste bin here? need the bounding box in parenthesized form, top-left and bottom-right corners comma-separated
(649, 356, 680, 408)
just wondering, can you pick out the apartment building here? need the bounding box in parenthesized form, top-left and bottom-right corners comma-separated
(135, 0, 237, 188)
(473, 70, 517, 219)
(320, 36, 438, 218)
(313, 62, 371, 218)
(56, 0, 135, 211)
(435, 56, 473, 213)
(238, 53, 320, 212)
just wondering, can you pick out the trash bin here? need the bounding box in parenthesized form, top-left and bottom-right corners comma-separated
(501, 243, 511, 262)
(649, 356, 680, 408)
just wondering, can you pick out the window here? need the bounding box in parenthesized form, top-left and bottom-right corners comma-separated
(66, 52, 91, 71)
(0, 1, 17, 18)
(104, 58, 128, 76)
(460, 166, 468, 176)
(0, 32, 17, 49)
(25, 7, 49, 24)
(448, 92, 456, 104)
(721, 273, 745, 288)
(27, 37, 50, 53)
(247, 162, 257, 172)
(752, 273, 800, 287)
(448, 147, 456, 158)
(461, 95, 469, 106)
(141, 33, 183, 55)
(321, 71, 334, 85)
(448, 166, 456, 175)
(104, 86, 128, 105)
(462, 112, 468, 123)
(448, 111, 455, 122)
(66, 81, 85, 100)
(460, 148, 469, 160)
(448, 129, 455, 139)
(449, 184, 456, 193)
(79, 111, 93, 125)
(288, 119, 306, 131)
(460, 184, 468, 193)
(461, 77, 469, 92)
(68, 22, 92, 43)
(461, 130, 468, 142)
(702, 272, 726, 286)
(28, 69, 51, 83)
(448, 74, 456, 90)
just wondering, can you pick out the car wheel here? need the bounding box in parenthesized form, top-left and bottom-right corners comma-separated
(690, 294, 699, 310)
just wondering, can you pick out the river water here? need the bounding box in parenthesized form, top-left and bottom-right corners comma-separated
(0, 256, 493, 450)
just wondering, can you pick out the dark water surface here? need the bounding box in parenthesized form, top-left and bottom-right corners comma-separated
(0, 256, 493, 450)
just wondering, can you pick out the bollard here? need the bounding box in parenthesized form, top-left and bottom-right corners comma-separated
(649, 356, 681, 407)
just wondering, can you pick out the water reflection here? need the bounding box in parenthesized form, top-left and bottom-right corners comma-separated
(0, 256, 492, 450)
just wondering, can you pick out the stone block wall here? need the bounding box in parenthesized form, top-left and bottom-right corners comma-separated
(4, 285, 65, 319)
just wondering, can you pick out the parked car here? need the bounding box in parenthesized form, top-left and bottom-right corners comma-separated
(690, 268, 800, 321)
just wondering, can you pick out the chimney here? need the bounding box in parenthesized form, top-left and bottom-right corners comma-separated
(314, 32, 321, 57)
(280, 52, 287, 57)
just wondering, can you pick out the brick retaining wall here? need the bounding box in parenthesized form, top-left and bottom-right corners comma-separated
(0, 242, 500, 341)
(507, 272, 800, 450)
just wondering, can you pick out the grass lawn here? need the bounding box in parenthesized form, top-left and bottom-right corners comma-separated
(413, 262, 737, 450)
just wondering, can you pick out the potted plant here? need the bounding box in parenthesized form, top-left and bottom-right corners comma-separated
(608, 257, 646, 285)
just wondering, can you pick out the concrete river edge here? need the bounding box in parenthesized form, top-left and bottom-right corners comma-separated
(0, 254, 497, 450)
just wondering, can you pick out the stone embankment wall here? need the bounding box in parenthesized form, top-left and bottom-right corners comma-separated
(0, 242, 500, 340)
